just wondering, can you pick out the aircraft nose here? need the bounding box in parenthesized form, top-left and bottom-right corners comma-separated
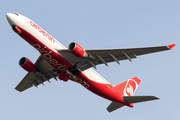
(6, 13, 15, 26)
(6, 13, 11, 21)
(6, 13, 11, 17)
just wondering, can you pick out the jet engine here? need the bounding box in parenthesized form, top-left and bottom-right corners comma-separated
(19, 57, 35, 72)
(68, 42, 88, 58)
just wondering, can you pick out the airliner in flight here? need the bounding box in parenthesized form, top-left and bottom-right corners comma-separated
(6, 12, 175, 112)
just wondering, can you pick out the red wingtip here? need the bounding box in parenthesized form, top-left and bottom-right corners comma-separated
(167, 44, 176, 49)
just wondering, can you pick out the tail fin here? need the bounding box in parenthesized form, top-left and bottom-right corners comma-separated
(115, 76, 141, 96)
(107, 77, 159, 112)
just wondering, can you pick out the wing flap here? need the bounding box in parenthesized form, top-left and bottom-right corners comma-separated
(79, 54, 136, 71)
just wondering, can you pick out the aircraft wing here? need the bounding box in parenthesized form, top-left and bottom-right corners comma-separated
(59, 44, 175, 71)
(15, 56, 58, 92)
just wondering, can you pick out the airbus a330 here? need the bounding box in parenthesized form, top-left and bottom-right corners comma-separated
(6, 12, 175, 112)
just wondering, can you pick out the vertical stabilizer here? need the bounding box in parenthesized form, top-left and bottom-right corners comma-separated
(114, 77, 141, 96)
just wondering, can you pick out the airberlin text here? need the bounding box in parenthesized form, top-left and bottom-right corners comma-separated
(30, 21, 55, 43)
(33, 44, 90, 88)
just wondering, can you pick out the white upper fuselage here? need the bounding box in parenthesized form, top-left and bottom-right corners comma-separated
(6, 13, 65, 52)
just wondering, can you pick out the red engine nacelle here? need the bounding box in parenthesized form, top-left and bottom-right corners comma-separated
(19, 57, 35, 72)
(68, 42, 88, 58)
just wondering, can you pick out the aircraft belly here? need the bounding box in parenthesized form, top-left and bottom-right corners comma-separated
(17, 27, 107, 87)
(17, 27, 125, 102)
(85, 79, 124, 103)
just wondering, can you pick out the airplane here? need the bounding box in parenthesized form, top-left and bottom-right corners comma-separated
(6, 12, 175, 112)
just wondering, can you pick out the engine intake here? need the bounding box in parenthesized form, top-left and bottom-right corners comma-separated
(68, 42, 88, 58)
(19, 57, 35, 72)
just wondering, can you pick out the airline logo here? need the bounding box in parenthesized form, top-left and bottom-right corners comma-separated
(33, 43, 90, 88)
(30, 21, 55, 43)
(123, 79, 138, 96)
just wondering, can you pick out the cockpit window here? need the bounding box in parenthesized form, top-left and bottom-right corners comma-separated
(13, 13, 19, 16)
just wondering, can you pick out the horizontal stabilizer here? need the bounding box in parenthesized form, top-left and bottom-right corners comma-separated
(107, 102, 124, 112)
(123, 96, 159, 103)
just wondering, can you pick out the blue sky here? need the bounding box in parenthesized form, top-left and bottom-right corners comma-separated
(1, 0, 180, 120)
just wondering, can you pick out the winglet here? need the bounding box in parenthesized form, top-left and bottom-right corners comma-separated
(167, 44, 176, 49)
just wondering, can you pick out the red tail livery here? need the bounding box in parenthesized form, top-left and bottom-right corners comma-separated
(107, 77, 158, 112)
(115, 77, 141, 96)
